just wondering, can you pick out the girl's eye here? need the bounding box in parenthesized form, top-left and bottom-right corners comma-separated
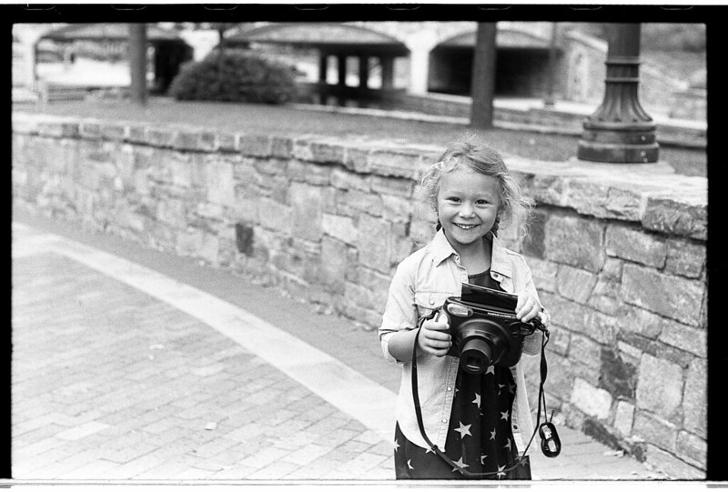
(445, 197, 461, 203)
(476, 199, 489, 206)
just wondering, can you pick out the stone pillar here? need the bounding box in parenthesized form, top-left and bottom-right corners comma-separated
(408, 46, 430, 94)
(404, 30, 438, 95)
(358, 55, 369, 89)
(577, 23, 658, 163)
(337, 54, 347, 87)
(318, 52, 328, 83)
(336, 54, 347, 106)
(380, 56, 395, 89)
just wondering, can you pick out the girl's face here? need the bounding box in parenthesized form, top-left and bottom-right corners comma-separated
(436, 165, 502, 252)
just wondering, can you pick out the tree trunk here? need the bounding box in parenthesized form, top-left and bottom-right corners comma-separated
(469, 23, 498, 129)
(129, 23, 147, 105)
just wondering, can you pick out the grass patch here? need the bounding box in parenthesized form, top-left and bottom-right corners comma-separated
(14, 97, 705, 176)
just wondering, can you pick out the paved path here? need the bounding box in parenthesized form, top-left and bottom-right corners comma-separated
(11, 213, 662, 481)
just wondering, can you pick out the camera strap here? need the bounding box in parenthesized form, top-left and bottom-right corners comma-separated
(410, 315, 554, 478)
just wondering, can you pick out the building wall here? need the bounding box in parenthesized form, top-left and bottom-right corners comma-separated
(12, 112, 707, 478)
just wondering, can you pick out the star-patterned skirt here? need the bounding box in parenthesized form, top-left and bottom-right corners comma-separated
(394, 364, 531, 480)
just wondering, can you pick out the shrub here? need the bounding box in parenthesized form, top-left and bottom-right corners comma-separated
(168, 50, 298, 104)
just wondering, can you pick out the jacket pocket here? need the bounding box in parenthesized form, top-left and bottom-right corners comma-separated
(414, 291, 450, 321)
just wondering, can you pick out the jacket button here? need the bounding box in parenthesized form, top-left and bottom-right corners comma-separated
(442, 418, 447, 423)
(429, 295, 435, 306)
(447, 386, 452, 391)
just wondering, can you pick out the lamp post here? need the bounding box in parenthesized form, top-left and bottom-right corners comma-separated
(577, 23, 659, 163)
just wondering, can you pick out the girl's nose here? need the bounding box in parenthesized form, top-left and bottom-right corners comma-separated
(459, 203, 475, 217)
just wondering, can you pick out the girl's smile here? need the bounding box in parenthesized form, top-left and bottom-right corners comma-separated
(437, 167, 501, 252)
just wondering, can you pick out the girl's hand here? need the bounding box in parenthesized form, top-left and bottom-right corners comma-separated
(418, 312, 451, 357)
(516, 292, 542, 322)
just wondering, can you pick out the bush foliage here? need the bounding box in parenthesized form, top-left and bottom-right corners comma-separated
(169, 50, 298, 104)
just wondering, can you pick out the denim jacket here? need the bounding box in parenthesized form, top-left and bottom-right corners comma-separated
(378, 228, 546, 454)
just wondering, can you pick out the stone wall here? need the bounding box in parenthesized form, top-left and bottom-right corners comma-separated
(12, 112, 707, 478)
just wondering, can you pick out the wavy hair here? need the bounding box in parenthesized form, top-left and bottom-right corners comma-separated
(420, 135, 532, 238)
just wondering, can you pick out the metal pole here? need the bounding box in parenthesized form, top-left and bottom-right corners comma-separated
(129, 23, 147, 106)
(577, 23, 658, 163)
(544, 22, 558, 108)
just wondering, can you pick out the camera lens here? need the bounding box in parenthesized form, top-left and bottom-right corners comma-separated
(460, 338, 493, 374)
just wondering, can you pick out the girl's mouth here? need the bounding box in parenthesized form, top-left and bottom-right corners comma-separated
(454, 223, 479, 230)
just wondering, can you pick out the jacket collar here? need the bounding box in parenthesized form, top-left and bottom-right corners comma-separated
(431, 228, 513, 278)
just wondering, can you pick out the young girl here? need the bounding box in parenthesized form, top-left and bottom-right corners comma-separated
(378, 137, 549, 480)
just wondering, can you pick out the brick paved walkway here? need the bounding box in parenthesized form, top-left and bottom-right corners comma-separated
(12, 248, 392, 480)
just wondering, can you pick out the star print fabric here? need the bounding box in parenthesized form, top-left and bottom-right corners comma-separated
(394, 365, 524, 479)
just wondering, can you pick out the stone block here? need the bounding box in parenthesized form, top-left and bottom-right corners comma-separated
(643, 444, 704, 479)
(525, 256, 557, 293)
(521, 209, 548, 259)
(568, 333, 602, 371)
(570, 377, 612, 420)
(330, 168, 370, 191)
(642, 195, 706, 241)
(292, 138, 313, 161)
(683, 357, 706, 438)
(205, 159, 235, 207)
(322, 213, 358, 245)
(173, 129, 200, 151)
(288, 160, 330, 186)
(616, 305, 663, 340)
(676, 431, 706, 469)
(598, 346, 636, 400)
(234, 196, 259, 224)
(357, 214, 392, 274)
(410, 219, 437, 248)
(335, 189, 383, 217)
(271, 136, 293, 158)
(368, 149, 421, 179)
(253, 157, 287, 176)
(176, 227, 203, 256)
(199, 233, 220, 265)
(310, 141, 346, 165)
(613, 400, 635, 436)
(636, 353, 683, 420)
(79, 120, 101, 139)
(621, 263, 704, 326)
(543, 353, 574, 403)
(217, 132, 237, 152)
(665, 238, 705, 279)
(658, 321, 706, 358)
(354, 267, 391, 312)
(320, 236, 349, 292)
(531, 175, 569, 207)
(289, 182, 323, 242)
(258, 197, 292, 235)
(370, 175, 413, 198)
(605, 186, 645, 221)
(239, 134, 271, 157)
(633, 410, 677, 452)
(145, 127, 176, 148)
(126, 123, 147, 143)
(564, 180, 611, 218)
(549, 326, 570, 356)
(343, 146, 371, 173)
(381, 194, 412, 224)
(199, 131, 218, 152)
(605, 225, 667, 268)
(556, 264, 598, 303)
(544, 214, 606, 273)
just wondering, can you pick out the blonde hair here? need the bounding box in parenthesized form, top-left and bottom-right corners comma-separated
(420, 135, 532, 238)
